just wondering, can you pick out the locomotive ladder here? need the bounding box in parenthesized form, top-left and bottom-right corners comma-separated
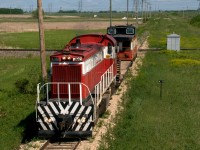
(116, 58, 121, 84)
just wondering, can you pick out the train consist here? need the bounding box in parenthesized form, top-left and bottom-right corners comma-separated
(36, 25, 138, 138)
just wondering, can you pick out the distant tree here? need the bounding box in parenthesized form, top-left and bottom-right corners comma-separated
(32, 8, 44, 19)
(58, 10, 78, 13)
(0, 8, 23, 14)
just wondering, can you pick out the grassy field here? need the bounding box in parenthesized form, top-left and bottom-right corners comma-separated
(0, 57, 43, 150)
(0, 29, 105, 49)
(99, 50, 200, 150)
(140, 12, 200, 49)
(98, 12, 200, 150)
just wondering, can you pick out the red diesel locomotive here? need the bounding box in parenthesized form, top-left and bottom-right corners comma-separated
(36, 34, 118, 138)
(36, 29, 138, 138)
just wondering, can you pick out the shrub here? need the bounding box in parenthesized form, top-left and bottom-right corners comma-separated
(15, 78, 30, 94)
(15, 66, 42, 94)
(190, 15, 200, 28)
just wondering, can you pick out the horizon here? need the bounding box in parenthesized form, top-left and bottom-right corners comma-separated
(0, 0, 199, 12)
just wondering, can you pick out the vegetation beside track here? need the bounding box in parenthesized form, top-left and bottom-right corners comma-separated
(0, 57, 43, 150)
(99, 12, 200, 150)
(99, 50, 200, 150)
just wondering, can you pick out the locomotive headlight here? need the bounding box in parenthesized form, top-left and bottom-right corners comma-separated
(67, 56, 71, 60)
(81, 117, 86, 123)
(77, 119, 81, 124)
(48, 118, 53, 123)
(44, 117, 48, 123)
(73, 57, 82, 61)
(62, 56, 67, 61)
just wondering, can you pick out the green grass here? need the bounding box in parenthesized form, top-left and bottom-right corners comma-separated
(0, 29, 105, 49)
(0, 57, 42, 150)
(99, 50, 200, 150)
(140, 12, 200, 49)
(190, 15, 200, 28)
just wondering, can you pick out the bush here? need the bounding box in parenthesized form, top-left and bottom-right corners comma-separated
(190, 15, 200, 28)
(15, 78, 30, 94)
(15, 66, 42, 94)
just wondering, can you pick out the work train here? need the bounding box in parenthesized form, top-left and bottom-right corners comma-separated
(36, 25, 138, 138)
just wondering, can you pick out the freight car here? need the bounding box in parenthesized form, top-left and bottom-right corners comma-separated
(36, 33, 138, 138)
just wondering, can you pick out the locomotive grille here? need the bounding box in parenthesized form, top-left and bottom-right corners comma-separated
(52, 64, 81, 95)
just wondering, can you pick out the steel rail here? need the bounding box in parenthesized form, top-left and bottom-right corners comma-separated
(0, 48, 61, 51)
(40, 138, 81, 150)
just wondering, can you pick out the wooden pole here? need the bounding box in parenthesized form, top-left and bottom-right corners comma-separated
(37, 0, 47, 81)
(110, 0, 112, 27)
(127, 0, 129, 25)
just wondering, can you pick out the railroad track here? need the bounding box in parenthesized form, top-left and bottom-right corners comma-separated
(40, 138, 81, 150)
(0, 48, 60, 57)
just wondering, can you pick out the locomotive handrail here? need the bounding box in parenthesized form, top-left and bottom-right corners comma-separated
(36, 82, 94, 106)
(95, 63, 116, 106)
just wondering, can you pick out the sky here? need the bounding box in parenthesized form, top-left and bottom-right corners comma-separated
(0, 0, 199, 12)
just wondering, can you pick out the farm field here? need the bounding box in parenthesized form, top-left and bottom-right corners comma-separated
(0, 11, 200, 150)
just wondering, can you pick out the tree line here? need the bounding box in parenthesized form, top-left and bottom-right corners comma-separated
(0, 8, 23, 14)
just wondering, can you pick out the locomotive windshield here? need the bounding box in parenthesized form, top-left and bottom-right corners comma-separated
(107, 28, 116, 35)
(107, 26, 135, 35)
(126, 28, 135, 34)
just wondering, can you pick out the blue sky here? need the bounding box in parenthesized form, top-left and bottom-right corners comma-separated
(0, 0, 199, 12)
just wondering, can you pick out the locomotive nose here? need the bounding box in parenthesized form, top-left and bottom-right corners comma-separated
(56, 114, 74, 131)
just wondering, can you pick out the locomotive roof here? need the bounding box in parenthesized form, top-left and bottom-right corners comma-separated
(51, 34, 116, 61)
(110, 25, 136, 28)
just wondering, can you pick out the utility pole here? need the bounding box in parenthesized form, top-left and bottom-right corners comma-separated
(144, 0, 146, 22)
(150, 4, 152, 18)
(198, 0, 200, 14)
(142, 0, 144, 21)
(110, 0, 112, 27)
(37, 0, 47, 81)
(127, 0, 129, 25)
(135, 0, 139, 26)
